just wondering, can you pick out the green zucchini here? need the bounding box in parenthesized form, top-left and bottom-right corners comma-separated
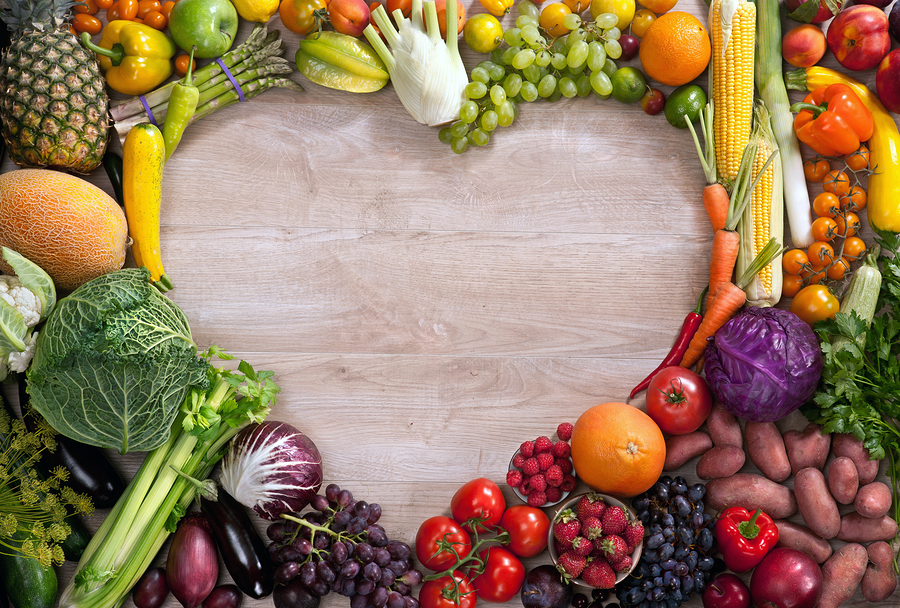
(59, 514, 91, 561)
(102, 150, 125, 206)
(0, 540, 58, 608)
(834, 246, 882, 353)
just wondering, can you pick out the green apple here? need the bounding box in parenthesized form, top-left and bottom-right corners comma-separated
(168, 0, 239, 59)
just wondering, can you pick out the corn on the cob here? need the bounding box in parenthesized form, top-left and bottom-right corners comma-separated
(709, 0, 756, 184)
(737, 102, 783, 307)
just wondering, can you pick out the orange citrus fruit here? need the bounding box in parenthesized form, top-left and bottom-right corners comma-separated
(638, 0, 677, 13)
(638, 11, 710, 87)
(570, 402, 666, 498)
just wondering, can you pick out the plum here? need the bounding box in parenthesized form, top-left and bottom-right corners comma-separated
(521, 565, 574, 608)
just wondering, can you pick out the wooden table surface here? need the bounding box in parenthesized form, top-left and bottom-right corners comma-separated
(6, 0, 900, 605)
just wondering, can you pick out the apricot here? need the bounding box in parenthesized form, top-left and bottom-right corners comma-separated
(783, 24, 827, 68)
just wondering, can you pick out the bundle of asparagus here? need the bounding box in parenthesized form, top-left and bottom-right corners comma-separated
(110, 24, 302, 144)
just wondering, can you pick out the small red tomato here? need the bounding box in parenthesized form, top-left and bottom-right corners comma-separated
(498, 505, 550, 558)
(451, 478, 506, 533)
(420, 571, 477, 608)
(646, 367, 712, 435)
(640, 88, 665, 115)
(327, 0, 370, 37)
(469, 547, 525, 603)
(415, 516, 471, 571)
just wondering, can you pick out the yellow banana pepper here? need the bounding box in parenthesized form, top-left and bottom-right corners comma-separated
(80, 22, 176, 96)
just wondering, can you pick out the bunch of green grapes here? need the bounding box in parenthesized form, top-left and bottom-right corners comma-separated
(439, 0, 624, 154)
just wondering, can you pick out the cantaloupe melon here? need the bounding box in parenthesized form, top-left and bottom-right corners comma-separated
(0, 169, 129, 290)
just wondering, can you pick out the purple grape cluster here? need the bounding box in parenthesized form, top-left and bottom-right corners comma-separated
(266, 484, 423, 608)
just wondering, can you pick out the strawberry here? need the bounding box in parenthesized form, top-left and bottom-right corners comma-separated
(570, 536, 593, 556)
(552, 440, 571, 459)
(597, 534, 628, 562)
(600, 505, 627, 535)
(609, 554, 633, 574)
(556, 422, 574, 441)
(536, 452, 555, 471)
(554, 537, 574, 555)
(556, 551, 586, 580)
(520, 440, 536, 457)
(534, 436, 554, 454)
(527, 490, 547, 507)
(581, 558, 616, 589)
(575, 492, 607, 521)
(553, 510, 581, 544)
(623, 521, 644, 551)
(580, 516, 603, 540)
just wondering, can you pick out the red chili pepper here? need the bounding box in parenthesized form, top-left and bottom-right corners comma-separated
(715, 507, 779, 573)
(628, 287, 706, 401)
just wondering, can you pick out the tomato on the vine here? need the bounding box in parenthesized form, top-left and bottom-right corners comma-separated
(845, 144, 869, 171)
(782, 248, 809, 275)
(783, 273, 803, 298)
(279, 0, 327, 34)
(803, 157, 830, 182)
(843, 236, 867, 261)
(420, 571, 477, 608)
(468, 547, 525, 603)
(645, 367, 712, 435)
(451, 478, 506, 533)
(835, 211, 860, 238)
(498, 505, 549, 558)
(416, 516, 472, 571)
(812, 192, 840, 218)
(807, 241, 835, 266)
(790, 284, 839, 327)
(840, 186, 867, 213)
(810, 216, 838, 242)
(822, 169, 850, 196)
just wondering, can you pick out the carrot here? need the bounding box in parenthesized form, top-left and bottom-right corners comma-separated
(703, 183, 730, 232)
(681, 281, 747, 368)
(686, 102, 729, 232)
(705, 228, 741, 311)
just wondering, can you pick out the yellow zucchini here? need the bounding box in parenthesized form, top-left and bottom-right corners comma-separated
(122, 123, 172, 292)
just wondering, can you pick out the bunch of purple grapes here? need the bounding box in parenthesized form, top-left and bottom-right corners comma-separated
(266, 484, 423, 608)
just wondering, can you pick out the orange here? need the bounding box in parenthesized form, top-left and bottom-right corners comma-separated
(638, 0, 677, 13)
(570, 402, 665, 498)
(638, 11, 710, 87)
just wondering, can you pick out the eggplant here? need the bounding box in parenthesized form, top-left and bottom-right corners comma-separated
(18, 375, 125, 508)
(200, 487, 275, 599)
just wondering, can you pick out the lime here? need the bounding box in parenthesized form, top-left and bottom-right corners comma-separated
(664, 84, 707, 129)
(610, 66, 647, 104)
(464, 14, 503, 54)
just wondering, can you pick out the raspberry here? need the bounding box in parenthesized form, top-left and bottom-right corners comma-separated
(560, 474, 578, 492)
(518, 478, 533, 496)
(545, 464, 564, 487)
(512, 453, 526, 469)
(546, 486, 563, 503)
(555, 457, 573, 474)
(529, 473, 548, 492)
(534, 436, 554, 454)
(522, 457, 540, 476)
(556, 422, 574, 441)
(552, 441, 571, 459)
(527, 491, 547, 507)
(519, 440, 536, 457)
(537, 452, 555, 471)
(506, 469, 523, 488)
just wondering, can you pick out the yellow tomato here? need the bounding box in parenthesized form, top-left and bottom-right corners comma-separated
(590, 0, 634, 29)
(479, 0, 514, 15)
(464, 13, 503, 53)
(630, 8, 655, 36)
(790, 285, 839, 328)
(539, 2, 572, 38)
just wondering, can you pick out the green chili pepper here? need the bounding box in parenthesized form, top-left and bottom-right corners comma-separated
(162, 47, 199, 162)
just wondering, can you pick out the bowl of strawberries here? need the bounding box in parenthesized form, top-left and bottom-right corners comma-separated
(548, 492, 643, 589)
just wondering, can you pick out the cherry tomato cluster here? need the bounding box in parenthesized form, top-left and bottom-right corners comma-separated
(415, 478, 551, 608)
(71, 0, 175, 35)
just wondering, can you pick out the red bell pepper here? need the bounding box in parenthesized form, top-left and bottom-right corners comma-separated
(714, 507, 779, 573)
(791, 83, 874, 157)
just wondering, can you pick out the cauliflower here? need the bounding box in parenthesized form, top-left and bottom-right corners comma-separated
(8, 331, 37, 373)
(0, 276, 42, 327)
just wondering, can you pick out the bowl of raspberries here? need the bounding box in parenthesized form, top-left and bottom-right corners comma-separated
(548, 492, 643, 590)
(507, 423, 578, 508)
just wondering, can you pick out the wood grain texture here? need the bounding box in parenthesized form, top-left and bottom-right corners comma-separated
(5, 0, 900, 606)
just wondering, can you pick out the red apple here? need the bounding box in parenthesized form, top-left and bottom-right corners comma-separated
(827, 5, 891, 71)
(702, 574, 751, 608)
(877, 49, 900, 114)
(750, 548, 823, 608)
(786, 0, 842, 24)
(783, 24, 827, 67)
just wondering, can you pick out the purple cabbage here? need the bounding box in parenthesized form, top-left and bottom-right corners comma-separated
(704, 307, 823, 423)
(219, 421, 323, 520)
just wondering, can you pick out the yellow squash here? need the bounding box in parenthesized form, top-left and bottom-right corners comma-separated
(122, 123, 173, 291)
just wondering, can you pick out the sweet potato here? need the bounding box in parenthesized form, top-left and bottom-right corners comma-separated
(831, 433, 880, 484)
(854, 481, 892, 519)
(663, 431, 713, 471)
(744, 421, 791, 482)
(706, 473, 797, 519)
(862, 541, 898, 602)
(696, 445, 745, 480)
(783, 422, 830, 475)
(837, 513, 899, 543)
(706, 402, 742, 447)
(773, 519, 833, 564)
(826, 456, 858, 505)
(817, 543, 867, 608)
(794, 467, 841, 539)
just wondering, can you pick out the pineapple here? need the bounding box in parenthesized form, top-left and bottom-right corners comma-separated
(0, 0, 109, 173)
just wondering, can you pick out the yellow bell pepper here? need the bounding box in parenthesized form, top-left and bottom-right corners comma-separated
(79, 22, 176, 96)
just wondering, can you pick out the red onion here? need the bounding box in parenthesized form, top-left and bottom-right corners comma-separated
(166, 512, 219, 608)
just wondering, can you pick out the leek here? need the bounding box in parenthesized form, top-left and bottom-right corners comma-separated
(363, 0, 468, 126)
(755, 0, 814, 248)
(58, 347, 278, 608)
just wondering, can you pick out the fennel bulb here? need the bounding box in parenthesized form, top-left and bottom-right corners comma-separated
(364, 0, 468, 126)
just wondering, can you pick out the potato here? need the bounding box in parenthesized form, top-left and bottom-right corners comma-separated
(745, 421, 791, 482)
(831, 433, 880, 484)
(663, 431, 712, 471)
(854, 481, 892, 519)
(862, 541, 898, 602)
(706, 402, 742, 447)
(817, 543, 867, 608)
(826, 456, 858, 505)
(706, 473, 797, 519)
(783, 422, 830, 475)
(696, 445, 745, 480)
(773, 519, 833, 564)
(794, 467, 841, 539)
(837, 513, 899, 543)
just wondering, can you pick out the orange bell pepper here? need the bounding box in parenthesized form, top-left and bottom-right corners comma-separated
(791, 83, 874, 157)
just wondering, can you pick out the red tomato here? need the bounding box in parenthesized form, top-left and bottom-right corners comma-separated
(420, 571, 477, 608)
(451, 478, 506, 533)
(469, 547, 525, 603)
(328, 0, 370, 36)
(646, 367, 712, 435)
(415, 516, 471, 571)
(279, 0, 327, 35)
(498, 505, 549, 558)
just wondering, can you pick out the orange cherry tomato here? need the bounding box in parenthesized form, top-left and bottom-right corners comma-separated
(842, 236, 867, 261)
(131, 15, 144, 21)
(73, 13, 103, 33)
(386, 0, 411, 16)
(811, 216, 838, 242)
(790, 284, 839, 327)
(106, 4, 121, 19)
(96, 0, 115, 9)
(808, 241, 835, 266)
(118, 0, 139, 19)
(143, 9, 166, 28)
(800, 264, 826, 285)
(844, 144, 869, 172)
(631, 9, 656, 37)
(803, 157, 830, 182)
(783, 273, 803, 298)
(174, 53, 194, 76)
(74, 0, 100, 14)
(812, 192, 840, 218)
(822, 169, 851, 196)
(782, 248, 810, 275)
(835, 212, 860, 238)
(826, 257, 851, 281)
(160, 0, 176, 18)
(137, 0, 161, 17)
(432, 0, 464, 37)
(840, 186, 867, 212)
